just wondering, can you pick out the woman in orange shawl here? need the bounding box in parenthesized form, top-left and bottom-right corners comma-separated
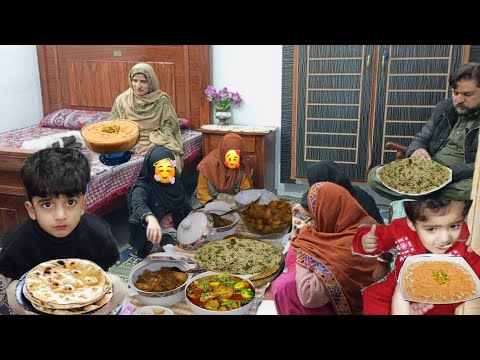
(195, 133, 254, 205)
(274, 182, 378, 315)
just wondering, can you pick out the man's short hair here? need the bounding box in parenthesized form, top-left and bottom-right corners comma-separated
(449, 62, 480, 89)
(21, 147, 90, 201)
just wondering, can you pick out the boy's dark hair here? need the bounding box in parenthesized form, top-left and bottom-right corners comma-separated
(449, 62, 480, 89)
(21, 148, 90, 201)
(404, 199, 472, 223)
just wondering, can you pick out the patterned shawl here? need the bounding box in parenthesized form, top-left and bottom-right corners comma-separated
(197, 133, 253, 193)
(110, 63, 184, 171)
(291, 182, 378, 314)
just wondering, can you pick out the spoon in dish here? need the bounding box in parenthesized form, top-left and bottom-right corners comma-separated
(435, 243, 454, 250)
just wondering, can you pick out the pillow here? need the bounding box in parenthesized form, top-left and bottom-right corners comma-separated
(179, 118, 192, 129)
(40, 109, 111, 130)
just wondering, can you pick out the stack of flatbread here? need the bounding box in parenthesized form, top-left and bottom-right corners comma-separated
(22, 258, 113, 315)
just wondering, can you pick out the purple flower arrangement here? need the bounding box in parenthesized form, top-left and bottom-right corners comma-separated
(204, 85, 243, 111)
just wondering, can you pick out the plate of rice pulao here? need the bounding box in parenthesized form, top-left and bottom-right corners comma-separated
(16, 258, 114, 315)
(399, 254, 480, 304)
(194, 235, 285, 287)
(377, 158, 452, 196)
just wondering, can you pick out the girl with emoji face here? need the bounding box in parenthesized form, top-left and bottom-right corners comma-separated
(195, 133, 254, 205)
(127, 146, 192, 258)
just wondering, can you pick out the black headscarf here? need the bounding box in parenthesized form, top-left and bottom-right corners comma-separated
(301, 160, 384, 224)
(128, 145, 192, 227)
(128, 146, 192, 257)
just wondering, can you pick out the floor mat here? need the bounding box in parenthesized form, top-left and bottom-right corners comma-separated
(109, 248, 142, 283)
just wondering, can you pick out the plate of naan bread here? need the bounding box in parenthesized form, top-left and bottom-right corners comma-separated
(16, 258, 114, 315)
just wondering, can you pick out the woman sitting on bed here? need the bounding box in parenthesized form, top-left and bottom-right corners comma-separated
(110, 62, 184, 172)
(194, 133, 253, 206)
(128, 145, 192, 258)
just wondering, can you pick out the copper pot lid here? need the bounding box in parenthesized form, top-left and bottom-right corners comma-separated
(177, 211, 214, 246)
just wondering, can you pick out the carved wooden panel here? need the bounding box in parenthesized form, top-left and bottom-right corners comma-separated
(66, 60, 176, 111)
(0, 194, 28, 247)
(199, 129, 276, 190)
(67, 60, 119, 108)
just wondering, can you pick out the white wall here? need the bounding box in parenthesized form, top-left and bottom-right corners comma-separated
(211, 45, 297, 193)
(211, 45, 282, 127)
(0, 45, 43, 134)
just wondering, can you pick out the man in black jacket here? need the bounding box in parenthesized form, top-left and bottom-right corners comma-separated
(369, 62, 480, 201)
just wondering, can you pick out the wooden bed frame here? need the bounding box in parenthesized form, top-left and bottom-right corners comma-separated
(0, 45, 211, 244)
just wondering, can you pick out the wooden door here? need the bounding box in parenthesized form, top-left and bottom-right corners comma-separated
(291, 45, 464, 181)
(371, 45, 464, 166)
(293, 45, 375, 181)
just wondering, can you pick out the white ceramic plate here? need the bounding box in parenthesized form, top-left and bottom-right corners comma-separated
(399, 254, 480, 304)
(376, 159, 452, 196)
(234, 189, 278, 206)
(195, 236, 284, 279)
(205, 201, 233, 212)
(16, 272, 114, 315)
(133, 305, 174, 315)
(184, 271, 255, 315)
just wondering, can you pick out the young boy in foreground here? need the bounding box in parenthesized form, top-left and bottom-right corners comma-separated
(0, 148, 125, 315)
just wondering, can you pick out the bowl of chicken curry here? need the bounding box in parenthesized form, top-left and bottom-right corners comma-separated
(128, 260, 192, 307)
(184, 272, 256, 315)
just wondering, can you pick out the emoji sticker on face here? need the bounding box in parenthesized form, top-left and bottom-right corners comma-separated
(224, 149, 241, 169)
(153, 158, 176, 184)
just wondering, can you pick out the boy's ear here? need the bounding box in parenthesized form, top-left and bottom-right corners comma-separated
(24, 201, 36, 220)
(406, 217, 417, 232)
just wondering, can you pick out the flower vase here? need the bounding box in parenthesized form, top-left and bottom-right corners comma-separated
(215, 109, 232, 126)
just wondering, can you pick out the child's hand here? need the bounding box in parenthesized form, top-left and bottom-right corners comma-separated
(292, 203, 309, 218)
(391, 284, 433, 315)
(145, 216, 162, 244)
(361, 224, 378, 253)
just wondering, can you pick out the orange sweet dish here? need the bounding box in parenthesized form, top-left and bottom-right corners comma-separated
(81, 120, 140, 154)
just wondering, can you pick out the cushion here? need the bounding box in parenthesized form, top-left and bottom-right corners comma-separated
(40, 110, 192, 131)
(39, 109, 111, 130)
(179, 118, 192, 129)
